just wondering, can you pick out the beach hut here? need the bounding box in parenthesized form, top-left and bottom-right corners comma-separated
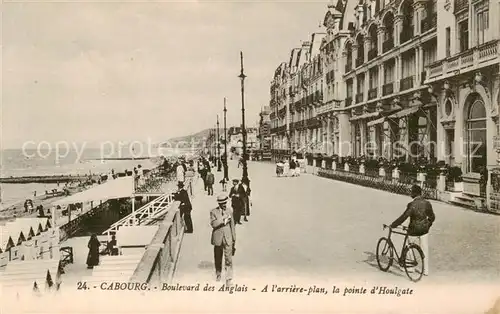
(0, 226, 26, 262)
(0, 228, 15, 267)
(16, 217, 57, 260)
(5, 221, 36, 261)
(6, 218, 55, 261)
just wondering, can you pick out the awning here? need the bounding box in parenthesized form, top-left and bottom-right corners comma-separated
(349, 111, 380, 121)
(54, 176, 134, 205)
(367, 117, 386, 127)
(387, 106, 421, 119)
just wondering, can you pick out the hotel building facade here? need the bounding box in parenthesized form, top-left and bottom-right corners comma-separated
(268, 0, 499, 208)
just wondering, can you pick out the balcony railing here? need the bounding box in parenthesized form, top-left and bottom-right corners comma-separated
(355, 57, 364, 68)
(276, 125, 286, 134)
(368, 88, 378, 100)
(317, 101, 341, 115)
(454, 0, 468, 13)
(426, 40, 500, 81)
(345, 62, 353, 73)
(421, 13, 437, 33)
(400, 28, 414, 44)
(345, 97, 353, 107)
(355, 93, 364, 104)
(368, 48, 378, 61)
(382, 82, 394, 96)
(306, 118, 321, 129)
(383, 38, 394, 53)
(400, 75, 415, 91)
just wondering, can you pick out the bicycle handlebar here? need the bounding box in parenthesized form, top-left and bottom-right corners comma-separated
(383, 224, 407, 231)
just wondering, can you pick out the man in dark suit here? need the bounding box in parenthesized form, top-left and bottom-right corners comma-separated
(210, 194, 236, 285)
(229, 179, 245, 224)
(173, 181, 193, 233)
(391, 184, 435, 276)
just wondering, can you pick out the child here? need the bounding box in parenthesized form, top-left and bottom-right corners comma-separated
(219, 177, 228, 192)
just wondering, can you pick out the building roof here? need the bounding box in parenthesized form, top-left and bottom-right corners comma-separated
(7, 218, 51, 236)
(54, 176, 134, 205)
(5, 221, 35, 239)
(289, 48, 301, 70)
(0, 225, 26, 249)
(310, 33, 327, 57)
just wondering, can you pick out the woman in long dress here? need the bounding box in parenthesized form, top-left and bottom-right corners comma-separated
(86, 234, 101, 269)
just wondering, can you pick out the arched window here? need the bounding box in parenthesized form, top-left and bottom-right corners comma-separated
(466, 98, 487, 173)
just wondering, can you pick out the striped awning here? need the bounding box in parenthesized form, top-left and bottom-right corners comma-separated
(367, 117, 386, 127)
(387, 106, 421, 119)
(350, 111, 380, 121)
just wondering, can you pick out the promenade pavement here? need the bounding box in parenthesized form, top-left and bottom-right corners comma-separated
(174, 161, 500, 286)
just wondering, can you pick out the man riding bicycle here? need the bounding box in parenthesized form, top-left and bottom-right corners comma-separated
(390, 184, 435, 276)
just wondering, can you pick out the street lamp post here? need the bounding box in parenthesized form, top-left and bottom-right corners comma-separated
(223, 98, 229, 180)
(217, 115, 221, 172)
(238, 51, 249, 185)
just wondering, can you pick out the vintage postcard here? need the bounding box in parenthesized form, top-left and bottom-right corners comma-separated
(1, 0, 500, 313)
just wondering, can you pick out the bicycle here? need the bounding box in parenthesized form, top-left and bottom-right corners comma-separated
(376, 224, 425, 282)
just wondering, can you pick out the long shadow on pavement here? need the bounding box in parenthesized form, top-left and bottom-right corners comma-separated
(362, 251, 406, 279)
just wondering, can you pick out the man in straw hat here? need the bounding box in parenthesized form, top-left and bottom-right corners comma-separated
(210, 194, 236, 284)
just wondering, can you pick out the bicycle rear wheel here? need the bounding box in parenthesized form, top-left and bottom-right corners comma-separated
(402, 244, 425, 282)
(376, 237, 394, 271)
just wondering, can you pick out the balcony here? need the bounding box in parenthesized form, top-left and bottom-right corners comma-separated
(345, 97, 353, 107)
(276, 125, 286, 134)
(345, 62, 352, 73)
(454, 0, 468, 13)
(355, 57, 364, 68)
(383, 38, 394, 53)
(426, 40, 500, 82)
(355, 93, 364, 104)
(400, 75, 415, 91)
(368, 88, 378, 100)
(317, 101, 341, 115)
(382, 82, 394, 96)
(400, 28, 414, 44)
(306, 117, 321, 129)
(421, 13, 437, 33)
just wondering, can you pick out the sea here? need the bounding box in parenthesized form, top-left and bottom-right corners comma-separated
(0, 147, 196, 209)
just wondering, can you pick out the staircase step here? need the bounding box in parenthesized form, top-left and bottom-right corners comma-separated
(99, 259, 141, 266)
(100, 255, 142, 263)
(450, 198, 476, 208)
(93, 263, 138, 271)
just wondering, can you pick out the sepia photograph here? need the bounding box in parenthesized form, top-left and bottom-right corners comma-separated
(1, 0, 500, 313)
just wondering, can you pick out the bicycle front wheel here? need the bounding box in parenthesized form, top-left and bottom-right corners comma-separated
(376, 237, 394, 271)
(402, 244, 425, 282)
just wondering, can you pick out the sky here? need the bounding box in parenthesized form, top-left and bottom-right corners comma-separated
(2, 0, 329, 149)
